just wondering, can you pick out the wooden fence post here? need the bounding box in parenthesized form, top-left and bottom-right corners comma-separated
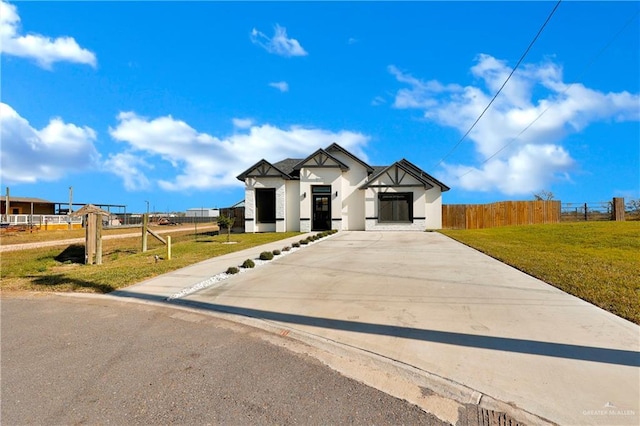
(86, 213, 96, 264)
(95, 214, 103, 265)
(612, 197, 625, 221)
(142, 213, 148, 252)
(584, 203, 588, 221)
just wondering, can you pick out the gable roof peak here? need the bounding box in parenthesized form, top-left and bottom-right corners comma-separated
(292, 148, 350, 171)
(360, 158, 450, 192)
(398, 158, 450, 192)
(236, 158, 292, 181)
(325, 142, 374, 173)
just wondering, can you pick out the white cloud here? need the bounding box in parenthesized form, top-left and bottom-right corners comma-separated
(388, 65, 462, 109)
(103, 152, 152, 191)
(0, 102, 100, 183)
(0, 0, 96, 69)
(108, 112, 369, 191)
(232, 118, 254, 129)
(371, 96, 386, 106)
(443, 145, 574, 195)
(390, 55, 640, 195)
(250, 24, 307, 57)
(269, 81, 289, 92)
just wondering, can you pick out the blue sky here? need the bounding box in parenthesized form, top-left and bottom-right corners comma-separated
(1, 1, 638, 214)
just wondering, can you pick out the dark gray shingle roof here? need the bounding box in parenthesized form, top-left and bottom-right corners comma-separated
(273, 158, 303, 176)
(371, 166, 388, 177)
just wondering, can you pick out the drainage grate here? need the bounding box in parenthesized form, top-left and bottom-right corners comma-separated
(458, 405, 525, 426)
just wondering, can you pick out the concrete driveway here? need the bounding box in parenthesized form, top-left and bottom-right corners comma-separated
(118, 231, 639, 425)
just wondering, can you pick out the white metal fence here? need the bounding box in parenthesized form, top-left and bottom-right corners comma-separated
(2, 214, 83, 226)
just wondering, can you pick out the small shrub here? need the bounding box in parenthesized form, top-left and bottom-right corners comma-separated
(242, 259, 255, 268)
(292, 242, 300, 248)
(272, 249, 281, 256)
(282, 246, 291, 252)
(217, 215, 235, 243)
(259, 251, 274, 260)
(300, 239, 309, 245)
(226, 266, 240, 274)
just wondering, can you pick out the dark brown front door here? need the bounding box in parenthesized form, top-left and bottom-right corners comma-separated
(312, 194, 331, 231)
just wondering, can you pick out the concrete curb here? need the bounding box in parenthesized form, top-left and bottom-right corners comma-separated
(61, 291, 555, 426)
(170, 297, 557, 426)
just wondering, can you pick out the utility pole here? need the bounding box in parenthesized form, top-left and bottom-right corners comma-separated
(4, 187, 10, 223)
(194, 207, 199, 242)
(68, 186, 73, 230)
(145, 200, 149, 215)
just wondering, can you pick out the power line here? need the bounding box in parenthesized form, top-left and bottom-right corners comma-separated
(434, 0, 562, 168)
(457, 8, 640, 180)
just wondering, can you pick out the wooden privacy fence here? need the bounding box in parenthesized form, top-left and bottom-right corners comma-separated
(442, 200, 561, 229)
(220, 206, 245, 232)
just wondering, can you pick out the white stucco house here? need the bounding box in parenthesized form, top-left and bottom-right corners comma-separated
(236, 143, 450, 232)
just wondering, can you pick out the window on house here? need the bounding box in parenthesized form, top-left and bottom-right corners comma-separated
(379, 192, 412, 222)
(256, 188, 276, 223)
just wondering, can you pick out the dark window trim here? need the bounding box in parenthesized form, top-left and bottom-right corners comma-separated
(312, 185, 332, 194)
(300, 218, 311, 221)
(378, 192, 413, 223)
(256, 188, 276, 224)
(331, 218, 342, 221)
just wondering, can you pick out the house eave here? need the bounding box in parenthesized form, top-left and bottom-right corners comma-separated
(325, 142, 374, 173)
(236, 159, 293, 182)
(359, 160, 442, 190)
(292, 148, 350, 171)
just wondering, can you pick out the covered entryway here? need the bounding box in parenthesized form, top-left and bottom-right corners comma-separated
(312, 186, 331, 230)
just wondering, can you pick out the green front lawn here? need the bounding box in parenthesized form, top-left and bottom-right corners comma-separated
(440, 222, 640, 324)
(1, 231, 300, 294)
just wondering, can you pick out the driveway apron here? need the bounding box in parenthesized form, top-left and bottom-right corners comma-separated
(174, 231, 639, 426)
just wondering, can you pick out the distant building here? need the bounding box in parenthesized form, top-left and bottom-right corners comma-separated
(185, 208, 219, 218)
(1, 197, 56, 216)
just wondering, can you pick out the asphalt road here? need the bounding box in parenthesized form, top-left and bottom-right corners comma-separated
(1, 294, 446, 425)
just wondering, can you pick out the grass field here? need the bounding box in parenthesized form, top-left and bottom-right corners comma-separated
(440, 221, 640, 324)
(1, 230, 300, 294)
(0, 222, 218, 245)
